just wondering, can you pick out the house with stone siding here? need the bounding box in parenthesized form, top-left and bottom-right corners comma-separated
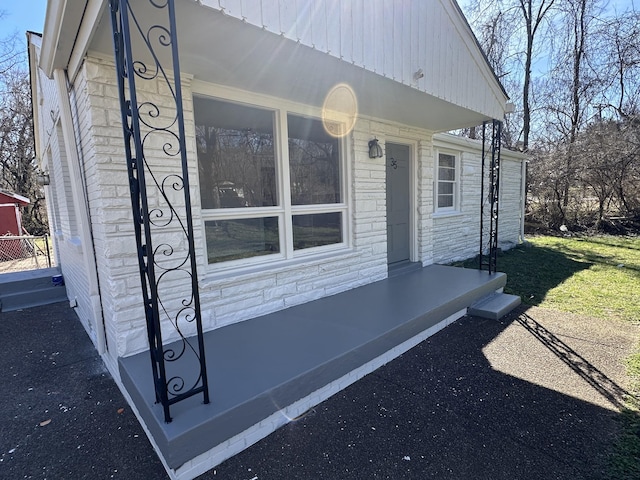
(28, 0, 526, 478)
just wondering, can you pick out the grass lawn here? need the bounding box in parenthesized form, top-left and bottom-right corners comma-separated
(458, 235, 640, 479)
(458, 235, 640, 323)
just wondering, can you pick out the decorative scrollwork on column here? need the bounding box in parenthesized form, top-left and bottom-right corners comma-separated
(109, 0, 209, 423)
(479, 119, 502, 274)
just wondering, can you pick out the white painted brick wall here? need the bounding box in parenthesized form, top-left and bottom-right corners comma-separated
(54, 56, 525, 360)
(431, 136, 525, 264)
(79, 57, 393, 357)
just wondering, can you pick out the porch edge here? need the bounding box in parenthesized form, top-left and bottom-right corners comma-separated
(173, 308, 467, 480)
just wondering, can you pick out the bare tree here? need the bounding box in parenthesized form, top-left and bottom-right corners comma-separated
(0, 27, 46, 234)
(460, 0, 555, 151)
(518, 0, 555, 151)
(597, 10, 640, 118)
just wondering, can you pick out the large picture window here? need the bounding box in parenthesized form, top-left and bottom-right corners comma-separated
(436, 151, 459, 212)
(288, 114, 341, 205)
(195, 98, 277, 210)
(195, 95, 347, 266)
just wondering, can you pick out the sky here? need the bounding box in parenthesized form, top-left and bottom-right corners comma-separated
(457, 0, 637, 14)
(0, 0, 47, 40)
(0, 0, 636, 41)
(0, 0, 636, 57)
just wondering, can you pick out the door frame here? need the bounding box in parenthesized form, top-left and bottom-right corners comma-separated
(385, 138, 418, 264)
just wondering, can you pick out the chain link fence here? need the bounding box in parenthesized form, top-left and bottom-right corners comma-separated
(0, 235, 53, 273)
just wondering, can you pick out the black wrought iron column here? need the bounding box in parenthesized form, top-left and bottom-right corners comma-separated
(479, 119, 502, 274)
(109, 0, 209, 422)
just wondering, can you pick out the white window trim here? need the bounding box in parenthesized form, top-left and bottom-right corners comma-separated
(192, 82, 351, 273)
(434, 148, 461, 214)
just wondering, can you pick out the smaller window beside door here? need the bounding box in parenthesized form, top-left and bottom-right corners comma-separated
(435, 151, 460, 213)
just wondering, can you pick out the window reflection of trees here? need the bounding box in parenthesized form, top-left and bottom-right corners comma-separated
(196, 126, 277, 209)
(288, 115, 340, 206)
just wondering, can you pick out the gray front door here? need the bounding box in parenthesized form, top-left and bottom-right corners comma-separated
(386, 143, 410, 264)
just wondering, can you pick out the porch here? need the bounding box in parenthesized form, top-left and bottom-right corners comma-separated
(119, 264, 519, 476)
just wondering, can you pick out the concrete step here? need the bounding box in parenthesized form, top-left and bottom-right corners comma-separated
(0, 267, 61, 294)
(0, 268, 67, 312)
(468, 292, 521, 320)
(1, 286, 68, 312)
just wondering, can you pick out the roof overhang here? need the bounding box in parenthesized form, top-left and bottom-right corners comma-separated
(39, 0, 106, 79)
(27, 32, 43, 167)
(41, 0, 505, 132)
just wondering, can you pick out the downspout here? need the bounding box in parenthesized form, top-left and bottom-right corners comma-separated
(15, 204, 23, 234)
(520, 158, 527, 244)
(53, 68, 107, 354)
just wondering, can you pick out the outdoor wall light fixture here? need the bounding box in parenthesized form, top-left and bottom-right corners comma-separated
(368, 138, 384, 158)
(36, 172, 50, 186)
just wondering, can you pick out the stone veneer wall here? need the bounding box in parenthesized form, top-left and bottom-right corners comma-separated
(69, 55, 524, 361)
(431, 135, 524, 264)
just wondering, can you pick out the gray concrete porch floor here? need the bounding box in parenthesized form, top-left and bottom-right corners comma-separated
(119, 265, 508, 470)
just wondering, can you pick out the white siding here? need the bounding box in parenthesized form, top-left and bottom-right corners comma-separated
(30, 39, 98, 345)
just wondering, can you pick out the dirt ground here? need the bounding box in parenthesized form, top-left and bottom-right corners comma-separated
(0, 256, 55, 274)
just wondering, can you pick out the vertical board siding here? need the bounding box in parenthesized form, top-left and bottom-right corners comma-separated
(326, 0, 341, 55)
(372, 5, 385, 73)
(201, 0, 504, 118)
(351, 0, 365, 67)
(295, 0, 313, 45)
(312, 0, 328, 52)
(241, 0, 262, 25)
(279, 0, 296, 35)
(410, 3, 420, 87)
(262, 0, 280, 32)
(339, 1, 352, 61)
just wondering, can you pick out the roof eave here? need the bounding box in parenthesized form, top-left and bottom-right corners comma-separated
(39, 0, 87, 78)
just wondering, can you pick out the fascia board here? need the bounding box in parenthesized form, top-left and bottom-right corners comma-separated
(68, 0, 107, 82)
(39, 0, 87, 78)
(39, 0, 66, 78)
(27, 32, 43, 169)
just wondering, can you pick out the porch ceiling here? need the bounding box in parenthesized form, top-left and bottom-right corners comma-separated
(86, 1, 491, 132)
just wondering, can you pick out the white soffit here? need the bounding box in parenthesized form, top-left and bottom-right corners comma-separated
(82, 0, 499, 131)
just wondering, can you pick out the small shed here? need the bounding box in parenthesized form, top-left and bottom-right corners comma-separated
(0, 190, 30, 261)
(0, 190, 30, 236)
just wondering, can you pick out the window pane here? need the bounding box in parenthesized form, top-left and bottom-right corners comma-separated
(205, 218, 279, 263)
(293, 212, 342, 250)
(439, 166, 455, 181)
(288, 114, 341, 205)
(438, 181, 454, 195)
(195, 97, 277, 209)
(439, 153, 455, 168)
(438, 194, 454, 208)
